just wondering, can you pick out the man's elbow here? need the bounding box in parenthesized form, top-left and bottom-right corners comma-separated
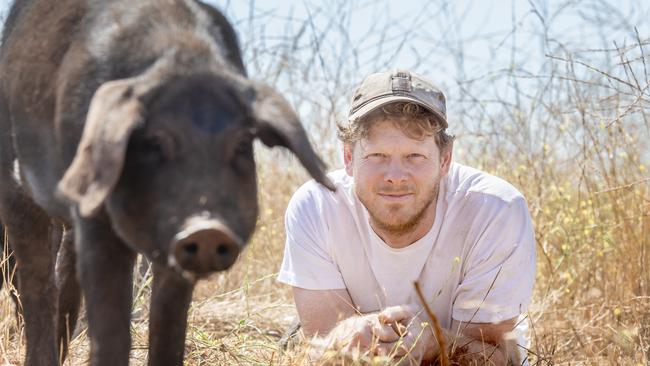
(444, 337, 513, 365)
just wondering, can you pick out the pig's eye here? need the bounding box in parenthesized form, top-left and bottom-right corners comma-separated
(139, 139, 165, 164)
(234, 139, 253, 157)
(134, 131, 175, 165)
(231, 136, 254, 175)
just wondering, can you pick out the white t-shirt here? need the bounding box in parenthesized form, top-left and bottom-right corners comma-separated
(278, 162, 536, 343)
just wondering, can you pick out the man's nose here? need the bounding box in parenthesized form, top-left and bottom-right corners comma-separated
(384, 158, 409, 184)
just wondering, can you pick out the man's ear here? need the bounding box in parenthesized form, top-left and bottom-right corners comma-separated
(343, 143, 354, 177)
(440, 141, 453, 176)
(250, 81, 335, 191)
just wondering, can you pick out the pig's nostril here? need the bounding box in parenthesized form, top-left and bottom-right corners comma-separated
(171, 221, 243, 274)
(184, 242, 199, 255)
(216, 243, 230, 256)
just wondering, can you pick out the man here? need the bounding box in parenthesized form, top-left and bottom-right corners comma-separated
(278, 69, 536, 364)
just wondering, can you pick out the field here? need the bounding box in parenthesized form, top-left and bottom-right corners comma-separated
(1, 0, 649, 365)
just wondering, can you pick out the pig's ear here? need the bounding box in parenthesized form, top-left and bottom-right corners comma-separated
(57, 79, 146, 217)
(57, 63, 167, 217)
(251, 82, 335, 191)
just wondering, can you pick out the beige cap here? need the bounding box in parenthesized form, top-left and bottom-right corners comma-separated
(347, 69, 447, 128)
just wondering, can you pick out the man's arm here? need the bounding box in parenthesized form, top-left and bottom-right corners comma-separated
(294, 289, 522, 364)
(378, 306, 521, 364)
(293, 286, 403, 355)
(448, 317, 521, 364)
(292, 287, 357, 337)
(451, 317, 517, 345)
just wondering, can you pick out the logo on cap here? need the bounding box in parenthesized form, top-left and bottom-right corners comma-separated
(391, 70, 412, 92)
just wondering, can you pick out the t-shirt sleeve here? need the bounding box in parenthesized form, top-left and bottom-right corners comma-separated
(277, 182, 346, 290)
(452, 196, 536, 324)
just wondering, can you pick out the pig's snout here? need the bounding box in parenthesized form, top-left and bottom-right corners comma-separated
(170, 219, 241, 274)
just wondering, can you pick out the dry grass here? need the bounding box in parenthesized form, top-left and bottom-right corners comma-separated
(1, 146, 647, 365)
(1, 0, 650, 365)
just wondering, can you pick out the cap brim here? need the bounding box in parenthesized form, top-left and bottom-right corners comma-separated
(348, 95, 447, 126)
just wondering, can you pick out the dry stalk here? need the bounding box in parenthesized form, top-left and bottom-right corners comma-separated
(414, 281, 449, 366)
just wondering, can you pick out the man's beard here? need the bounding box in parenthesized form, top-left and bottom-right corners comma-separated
(360, 184, 439, 237)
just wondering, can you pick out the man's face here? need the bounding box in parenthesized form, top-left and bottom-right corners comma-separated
(344, 118, 452, 235)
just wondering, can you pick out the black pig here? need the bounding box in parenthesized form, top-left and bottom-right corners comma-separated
(0, 1, 334, 365)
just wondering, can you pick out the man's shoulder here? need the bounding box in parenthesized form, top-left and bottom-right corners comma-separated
(447, 162, 526, 207)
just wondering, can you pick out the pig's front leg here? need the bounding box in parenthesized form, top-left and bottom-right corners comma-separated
(147, 263, 195, 366)
(1, 203, 58, 366)
(55, 225, 81, 362)
(74, 212, 136, 366)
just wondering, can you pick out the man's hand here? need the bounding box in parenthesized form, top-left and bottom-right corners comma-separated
(312, 305, 441, 364)
(293, 286, 521, 364)
(378, 305, 438, 364)
(379, 305, 518, 365)
(324, 313, 402, 355)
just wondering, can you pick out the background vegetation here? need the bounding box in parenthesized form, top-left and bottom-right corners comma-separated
(1, 0, 649, 364)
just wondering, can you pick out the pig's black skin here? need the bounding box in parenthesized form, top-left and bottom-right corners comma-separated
(107, 73, 259, 263)
(0, 1, 333, 365)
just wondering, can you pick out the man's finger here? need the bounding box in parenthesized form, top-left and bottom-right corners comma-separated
(372, 342, 395, 357)
(372, 322, 401, 342)
(392, 332, 427, 359)
(378, 305, 418, 324)
(341, 342, 364, 360)
(392, 339, 414, 358)
(397, 323, 407, 335)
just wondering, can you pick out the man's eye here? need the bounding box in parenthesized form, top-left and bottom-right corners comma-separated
(367, 153, 386, 159)
(407, 154, 425, 159)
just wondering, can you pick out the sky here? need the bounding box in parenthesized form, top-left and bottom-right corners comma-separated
(1, 0, 649, 163)
(203, 1, 650, 158)
(200, 1, 650, 121)
(205, 0, 650, 84)
(3, 0, 649, 86)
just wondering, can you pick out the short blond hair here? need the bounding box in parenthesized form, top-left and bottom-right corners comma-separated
(337, 102, 454, 150)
